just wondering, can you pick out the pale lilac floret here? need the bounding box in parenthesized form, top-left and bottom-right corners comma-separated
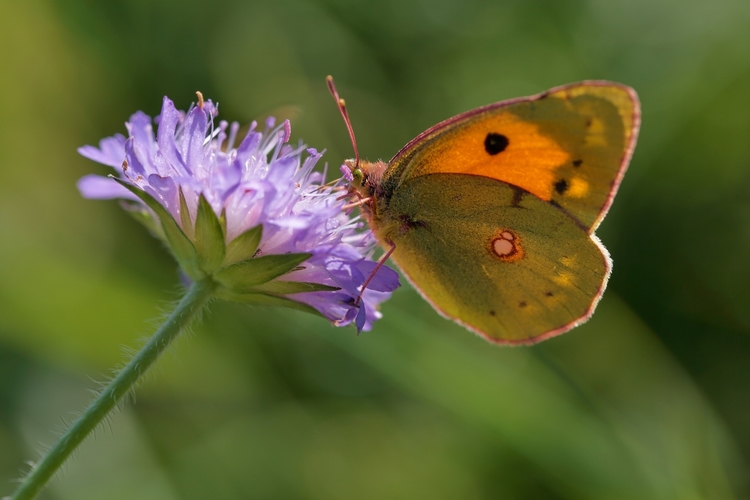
(340, 164, 354, 182)
(78, 96, 399, 331)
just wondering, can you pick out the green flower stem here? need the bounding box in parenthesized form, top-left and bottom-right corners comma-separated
(10, 278, 216, 500)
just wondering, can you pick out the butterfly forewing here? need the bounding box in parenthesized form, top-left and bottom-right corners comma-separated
(383, 82, 639, 231)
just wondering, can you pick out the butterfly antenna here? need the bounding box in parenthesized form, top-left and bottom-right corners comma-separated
(327, 75, 360, 169)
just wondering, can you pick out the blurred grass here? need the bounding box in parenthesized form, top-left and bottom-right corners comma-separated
(1, 0, 749, 498)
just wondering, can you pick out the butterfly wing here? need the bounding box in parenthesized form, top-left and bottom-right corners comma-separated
(382, 82, 640, 232)
(384, 173, 610, 344)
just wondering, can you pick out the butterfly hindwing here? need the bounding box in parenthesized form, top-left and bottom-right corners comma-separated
(384, 173, 610, 344)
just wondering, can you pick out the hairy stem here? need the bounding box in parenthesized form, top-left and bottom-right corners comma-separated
(10, 278, 216, 500)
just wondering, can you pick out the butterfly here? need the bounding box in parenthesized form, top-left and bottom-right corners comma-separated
(328, 77, 640, 344)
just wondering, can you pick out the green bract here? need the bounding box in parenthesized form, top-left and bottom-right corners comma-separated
(114, 178, 324, 312)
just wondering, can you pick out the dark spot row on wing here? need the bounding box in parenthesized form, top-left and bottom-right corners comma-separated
(488, 292, 554, 317)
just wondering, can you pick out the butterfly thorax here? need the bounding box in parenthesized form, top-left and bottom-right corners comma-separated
(345, 158, 404, 244)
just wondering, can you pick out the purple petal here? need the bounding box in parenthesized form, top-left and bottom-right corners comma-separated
(210, 160, 241, 204)
(127, 111, 158, 173)
(77, 175, 137, 200)
(293, 291, 350, 321)
(355, 303, 367, 332)
(266, 156, 299, 185)
(77, 134, 127, 168)
(355, 261, 401, 292)
(156, 97, 187, 175)
(145, 174, 179, 216)
(359, 289, 390, 331)
(327, 263, 364, 296)
(181, 105, 208, 174)
(124, 137, 147, 176)
(126, 112, 155, 152)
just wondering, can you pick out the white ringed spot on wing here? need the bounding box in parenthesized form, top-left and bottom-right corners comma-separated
(490, 229, 524, 262)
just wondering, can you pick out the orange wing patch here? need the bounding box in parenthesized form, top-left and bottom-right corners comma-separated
(395, 111, 569, 202)
(385, 82, 640, 231)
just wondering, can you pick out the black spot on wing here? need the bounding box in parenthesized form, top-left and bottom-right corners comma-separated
(573, 159, 583, 167)
(484, 133, 509, 155)
(554, 179, 569, 195)
(510, 187, 525, 208)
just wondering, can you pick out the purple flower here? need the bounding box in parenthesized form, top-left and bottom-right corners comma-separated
(78, 94, 399, 331)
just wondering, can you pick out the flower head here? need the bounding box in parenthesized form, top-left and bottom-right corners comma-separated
(78, 94, 399, 331)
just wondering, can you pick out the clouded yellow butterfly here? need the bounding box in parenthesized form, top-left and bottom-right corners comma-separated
(328, 77, 640, 345)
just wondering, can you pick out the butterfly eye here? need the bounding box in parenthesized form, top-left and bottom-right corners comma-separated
(352, 168, 364, 186)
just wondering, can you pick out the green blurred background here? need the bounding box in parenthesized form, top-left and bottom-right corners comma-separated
(1, 0, 749, 498)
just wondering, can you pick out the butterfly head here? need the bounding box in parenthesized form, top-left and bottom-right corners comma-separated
(341, 158, 364, 187)
(343, 157, 387, 196)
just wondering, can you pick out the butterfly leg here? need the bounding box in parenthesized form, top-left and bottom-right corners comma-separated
(356, 241, 396, 305)
(342, 195, 373, 211)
